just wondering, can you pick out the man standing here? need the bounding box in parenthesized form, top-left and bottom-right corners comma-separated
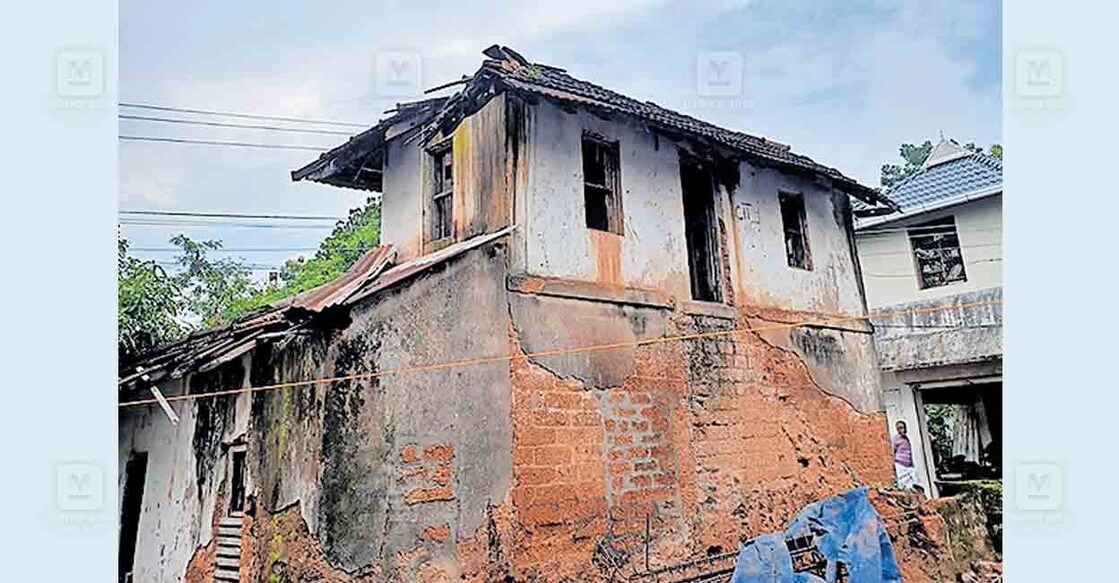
(893, 420, 918, 490)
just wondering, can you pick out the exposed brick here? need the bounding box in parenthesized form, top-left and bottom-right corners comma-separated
(405, 486, 454, 505)
(421, 523, 451, 542)
(422, 443, 454, 461)
(401, 444, 419, 464)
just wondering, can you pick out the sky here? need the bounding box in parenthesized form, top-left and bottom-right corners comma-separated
(119, 0, 1001, 270)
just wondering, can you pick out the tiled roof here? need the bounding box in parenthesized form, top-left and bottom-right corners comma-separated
(295, 46, 893, 209)
(885, 151, 1002, 211)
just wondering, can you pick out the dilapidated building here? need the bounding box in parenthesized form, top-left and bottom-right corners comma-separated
(119, 46, 904, 582)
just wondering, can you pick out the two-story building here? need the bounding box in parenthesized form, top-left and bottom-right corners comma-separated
(118, 46, 902, 582)
(855, 138, 1003, 498)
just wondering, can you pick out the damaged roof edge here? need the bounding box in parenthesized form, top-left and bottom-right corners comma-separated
(290, 46, 895, 209)
(290, 97, 449, 187)
(118, 227, 516, 389)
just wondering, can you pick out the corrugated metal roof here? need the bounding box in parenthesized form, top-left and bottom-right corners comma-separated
(119, 229, 514, 389)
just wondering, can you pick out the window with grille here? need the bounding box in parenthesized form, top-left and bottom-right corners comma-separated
(908, 216, 967, 289)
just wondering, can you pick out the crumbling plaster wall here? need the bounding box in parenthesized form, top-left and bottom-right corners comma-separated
(515, 99, 694, 298)
(731, 161, 866, 318)
(243, 243, 514, 580)
(503, 292, 894, 580)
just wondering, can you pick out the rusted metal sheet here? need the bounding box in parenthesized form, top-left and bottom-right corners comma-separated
(119, 229, 514, 392)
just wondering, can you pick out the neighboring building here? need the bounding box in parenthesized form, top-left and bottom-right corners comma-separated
(118, 46, 901, 582)
(855, 139, 1003, 498)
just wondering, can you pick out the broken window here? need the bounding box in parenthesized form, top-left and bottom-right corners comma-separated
(430, 146, 454, 241)
(908, 216, 967, 289)
(779, 192, 811, 270)
(681, 157, 723, 302)
(229, 449, 246, 514)
(582, 133, 623, 234)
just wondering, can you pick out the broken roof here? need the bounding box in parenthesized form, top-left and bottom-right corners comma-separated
(119, 228, 513, 392)
(292, 45, 895, 210)
(856, 140, 1002, 230)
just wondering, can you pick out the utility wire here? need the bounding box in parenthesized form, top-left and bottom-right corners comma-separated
(119, 220, 335, 230)
(119, 114, 354, 136)
(120, 210, 343, 221)
(119, 102, 367, 128)
(119, 135, 328, 151)
(118, 299, 1002, 408)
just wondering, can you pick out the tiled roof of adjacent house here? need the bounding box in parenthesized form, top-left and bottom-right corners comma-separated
(887, 147, 1002, 210)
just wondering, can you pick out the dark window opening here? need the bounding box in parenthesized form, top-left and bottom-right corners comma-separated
(681, 158, 722, 302)
(582, 134, 623, 234)
(909, 216, 967, 289)
(119, 453, 148, 583)
(779, 192, 811, 270)
(431, 146, 453, 241)
(229, 449, 246, 514)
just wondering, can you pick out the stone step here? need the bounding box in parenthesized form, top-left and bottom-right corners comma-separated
(217, 526, 241, 538)
(214, 567, 240, 582)
(216, 545, 240, 559)
(216, 556, 240, 570)
(219, 514, 242, 525)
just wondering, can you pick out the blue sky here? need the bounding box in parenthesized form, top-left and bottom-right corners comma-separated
(119, 0, 1001, 270)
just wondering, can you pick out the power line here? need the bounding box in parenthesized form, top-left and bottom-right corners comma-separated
(119, 114, 355, 136)
(119, 102, 368, 128)
(118, 299, 1002, 407)
(119, 135, 328, 151)
(120, 210, 343, 221)
(119, 220, 335, 230)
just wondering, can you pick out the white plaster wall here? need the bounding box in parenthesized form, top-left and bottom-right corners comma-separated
(381, 130, 424, 262)
(518, 100, 693, 300)
(118, 377, 210, 583)
(856, 195, 1003, 308)
(731, 162, 866, 316)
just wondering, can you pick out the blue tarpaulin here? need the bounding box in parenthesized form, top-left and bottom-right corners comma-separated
(731, 488, 902, 583)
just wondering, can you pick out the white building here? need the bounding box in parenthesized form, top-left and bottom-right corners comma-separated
(855, 139, 1003, 497)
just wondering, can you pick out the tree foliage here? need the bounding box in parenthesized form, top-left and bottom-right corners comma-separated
(118, 239, 183, 360)
(118, 197, 382, 361)
(880, 140, 1002, 188)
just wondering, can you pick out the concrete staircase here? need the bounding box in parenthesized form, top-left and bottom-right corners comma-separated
(214, 515, 243, 582)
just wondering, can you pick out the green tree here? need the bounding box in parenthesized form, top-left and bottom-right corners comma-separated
(227, 197, 382, 319)
(169, 235, 258, 327)
(880, 141, 933, 188)
(118, 239, 183, 361)
(118, 197, 383, 356)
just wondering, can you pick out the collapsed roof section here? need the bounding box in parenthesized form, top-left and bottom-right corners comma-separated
(118, 228, 513, 393)
(291, 45, 897, 211)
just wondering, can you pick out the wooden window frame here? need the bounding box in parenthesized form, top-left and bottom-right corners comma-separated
(429, 143, 454, 242)
(581, 132, 624, 235)
(779, 191, 812, 270)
